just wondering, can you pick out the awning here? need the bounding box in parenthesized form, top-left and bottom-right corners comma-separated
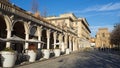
(0, 36, 45, 44)
(10, 35, 25, 42)
(0, 38, 9, 42)
(0, 36, 25, 43)
(52, 43, 62, 45)
(25, 39, 45, 44)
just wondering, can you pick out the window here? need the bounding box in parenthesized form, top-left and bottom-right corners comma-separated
(102, 33, 105, 37)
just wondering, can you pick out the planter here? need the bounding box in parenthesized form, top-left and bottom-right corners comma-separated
(27, 50, 37, 62)
(66, 48, 70, 54)
(1, 51, 16, 67)
(54, 49, 61, 57)
(42, 49, 50, 59)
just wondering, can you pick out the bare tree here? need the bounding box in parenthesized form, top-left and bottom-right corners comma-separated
(110, 23, 120, 50)
(42, 7, 47, 17)
(31, 0, 39, 13)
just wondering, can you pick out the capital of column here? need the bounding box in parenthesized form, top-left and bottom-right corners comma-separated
(24, 31, 29, 35)
(64, 32, 67, 35)
(58, 34, 62, 40)
(72, 37, 75, 41)
(69, 36, 72, 41)
(37, 26, 43, 36)
(6, 28, 12, 31)
(53, 31, 57, 38)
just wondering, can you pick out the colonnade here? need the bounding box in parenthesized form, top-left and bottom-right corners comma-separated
(0, 15, 79, 53)
(0, 1, 81, 67)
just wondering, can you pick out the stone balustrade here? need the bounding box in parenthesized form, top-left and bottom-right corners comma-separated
(0, 1, 62, 32)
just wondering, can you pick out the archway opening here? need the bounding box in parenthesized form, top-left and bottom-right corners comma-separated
(0, 16, 7, 38)
(0, 15, 7, 50)
(29, 26, 37, 39)
(56, 34, 59, 45)
(41, 29, 47, 49)
(71, 39, 73, 51)
(12, 22, 25, 39)
(67, 36, 69, 48)
(29, 26, 38, 49)
(50, 32, 54, 49)
(11, 21, 25, 53)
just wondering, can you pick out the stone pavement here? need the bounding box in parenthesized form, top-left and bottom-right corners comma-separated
(15, 51, 120, 68)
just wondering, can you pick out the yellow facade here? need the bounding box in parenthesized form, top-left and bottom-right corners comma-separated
(46, 13, 91, 49)
(95, 28, 111, 48)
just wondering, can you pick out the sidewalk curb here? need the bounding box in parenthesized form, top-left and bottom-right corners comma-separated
(15, 51, 80, 68)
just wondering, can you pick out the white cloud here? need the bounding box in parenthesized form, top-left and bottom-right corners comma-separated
(84, 2, 120, 12)
(71, 2, 120, 13)
(83, 6, 100, 12)
(99, 2, 120, 11)
(83, 12, 115, 17)
(76, 11, 118, 18)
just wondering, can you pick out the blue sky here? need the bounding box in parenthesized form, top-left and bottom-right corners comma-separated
(10, 0, 120, 37)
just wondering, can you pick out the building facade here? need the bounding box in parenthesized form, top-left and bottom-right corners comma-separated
(0, 0, 92, 67)
(0, 1, 91, 53)
(95, 28, 111, 49)
(46, 13, 91, 50)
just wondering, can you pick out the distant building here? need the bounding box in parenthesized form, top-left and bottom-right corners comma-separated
(95, 28, 111, 49)
(90, 37, 95, 47)
(46, 13, 91, 49)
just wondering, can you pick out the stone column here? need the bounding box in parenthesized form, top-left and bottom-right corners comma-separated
(24, 22, 30, 50)
(38, 26, 42, 49)
(25, 33, 29, 49)
(46, 29, 50, 49)
(72, 37, 75, 51)
(53, 32, 57, 49)
(58, 34, 62, 49)
(6, 30, 11, 48)
(69, 36, 72, 52)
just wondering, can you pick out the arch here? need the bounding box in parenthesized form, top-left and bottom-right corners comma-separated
(12, 20, 29, 35)
(11, 21, 28, 55)
(12, 21, 26, 39)
(3, 15, 12, 31)
(0, 15, 12, 37)
(0, 15, 8, 50)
